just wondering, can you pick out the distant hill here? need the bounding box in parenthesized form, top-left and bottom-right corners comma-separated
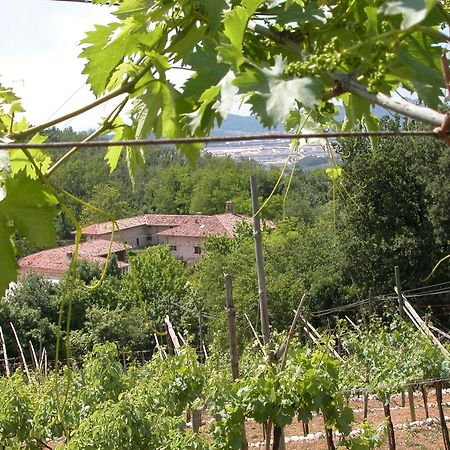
(213, 105, 394, 136)
(211, 114, 283, 136)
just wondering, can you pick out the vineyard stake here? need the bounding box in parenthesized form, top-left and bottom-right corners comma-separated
(421, 385, 429, 419)
(10, 322, 30, 382)
(279, 293, 308, 370)
(224, 274, 249, 450)
(323, 415, 336, 450)
(250, 175, 272, 352)
(394, 266, 405, 320)
(224, 274, 240, 381)
(153, 333, 165, 360)
(402, 296, 450, 357)
(383, 400, 396, 450)
(435, 381, 450, 450)
(0, 326, 10, 377)
(164, 315, 180, 354)
(29, 341, 39, 372)
(407, 385, 416, 422)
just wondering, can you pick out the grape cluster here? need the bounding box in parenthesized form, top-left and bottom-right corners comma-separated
(364, 41, 395, 92)
(285, 37, 342, 77)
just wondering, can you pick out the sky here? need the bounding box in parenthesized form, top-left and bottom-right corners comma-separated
(0, 0, 121, 131)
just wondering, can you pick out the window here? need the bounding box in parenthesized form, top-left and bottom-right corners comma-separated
(194, 245, 202, 255)
(136, 238, 140, 246)
(147, 235, 152, 242)
(169, 244, 177, 251)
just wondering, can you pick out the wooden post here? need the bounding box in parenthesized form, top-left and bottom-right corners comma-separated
(224, 274, 249, 450)
(10, 322, 30, 382)
(0, 326, 10, 377)
(394, 266, 405, 320)
(421, 385, 429, 419)
(402, 297, 450, 357)
(192, 409, 202, 433)
(383, 400, 396, 450)
(164, 315, 180, 354)
(323, 415, 335, 450)
(302, 420, 309, 436)
(224, 274, 240, 380)
(198, 312, 205, 363)
(407, 385, 416, 422)
(250, 175, 271, 351)
(29, 341, 39, 373)
(436, 381, 450, 450)
(44, 349, 48, 376)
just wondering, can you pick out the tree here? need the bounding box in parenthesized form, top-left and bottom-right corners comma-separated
(336, 124, 448, 293)
(0, 273, 60, 358)
(121, 246, 194, 331)
(1, 0, 449, 291)
(80, 184, 132, 225)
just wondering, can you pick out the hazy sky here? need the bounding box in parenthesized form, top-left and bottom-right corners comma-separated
(1, 0, 116, 131)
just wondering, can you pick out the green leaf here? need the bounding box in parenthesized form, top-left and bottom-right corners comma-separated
(380, 0, 438, 30)
(336, 406, 354, 435)
(0, 217, 17, 294)
(218, 6, 248, 67)
(389, 45, 442, 108)
(133, 80, 178, 139)
(233, 56, 323, 127)
(104, 119, 135, 173)
(169, 23, 207, 62)
(80, 19, 139, 95)
(184, 86, 221, 134)
(0, 83, 25, 115)
(213, 71, 240, 119)
(9, 133, 52, 178)
(203, 0, 228, 32)
(176, 143, 202, 166)
(182, 41, 228, 100)
(326, 167, 342, 181)
(341, 94, 371, 130)
(125, 147, 145, 191)
(0, 172, 58, 248)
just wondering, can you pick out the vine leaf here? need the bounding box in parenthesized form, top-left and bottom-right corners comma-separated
(0, 172, 58, 248)
(380, 0, 438, 30)
(218, 1, 264, 67)
(0, 172, 58, 293)
(80, 21, 137, 95)
(233, 56, 323, 127)
(0, 219, 17, 294)
(9, 133, 52, 178)
(104, 119, 135, 173)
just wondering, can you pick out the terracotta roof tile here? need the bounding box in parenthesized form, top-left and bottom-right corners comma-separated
(81, 214, 198, 235)
(18, 240, 128, 275)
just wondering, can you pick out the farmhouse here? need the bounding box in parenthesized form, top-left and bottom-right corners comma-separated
(18, 202, 255, 280)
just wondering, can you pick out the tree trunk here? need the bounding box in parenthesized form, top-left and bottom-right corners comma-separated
(436, 381, 450, 450)
(383, 401, 396, 450)
(421, 385, 429, 419)
(302, 420, 309, 437)
(323, 415, 335, 450)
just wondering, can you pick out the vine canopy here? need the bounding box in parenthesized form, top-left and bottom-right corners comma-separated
(0, 0, 450, 292)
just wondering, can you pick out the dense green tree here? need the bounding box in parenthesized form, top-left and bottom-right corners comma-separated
(121, 246, 195, 331)
(80, 184, 132, 225)
(336, 128, 449, 294)
(0, 274, 60, 359)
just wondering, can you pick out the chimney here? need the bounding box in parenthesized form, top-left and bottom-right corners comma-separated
(225, 200, 233, 214)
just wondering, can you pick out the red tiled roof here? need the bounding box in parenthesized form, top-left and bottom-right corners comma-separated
(157, 213, 251, 238)
(81, 214, 196, 235)
(80, 212, 273, 239)
(18, 240, 128, 275)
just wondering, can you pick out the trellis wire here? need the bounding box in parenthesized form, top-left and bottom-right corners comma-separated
(0, 129, 445, 150)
